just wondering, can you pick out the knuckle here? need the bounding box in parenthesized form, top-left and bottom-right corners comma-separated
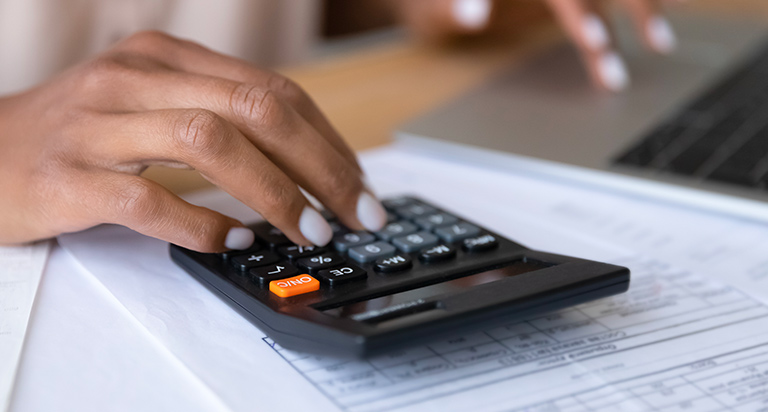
(115, 179, 158, 226)
(228, 84, 285, 127)
(266, 74, 306, 105)
(173, 110, 228, 159)
(78, 56, 134, 90)
(121, 30, 177, 52)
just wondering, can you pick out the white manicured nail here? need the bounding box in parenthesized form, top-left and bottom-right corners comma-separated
(299, 207, 333, 246)
(598, 52, 630, 92)
(582, 14, 609, 50)
(357, 192, 387, 232)
(647, 16, 677, 54)
(224, 227, 255, 250)
(452, 0, 491, 29)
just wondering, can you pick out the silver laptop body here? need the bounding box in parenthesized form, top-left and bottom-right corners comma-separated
(397, 12, 768, 222)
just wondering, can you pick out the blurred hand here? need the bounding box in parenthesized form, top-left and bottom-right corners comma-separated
(0, 31, 387, 252)
(393, 0, 680, 92)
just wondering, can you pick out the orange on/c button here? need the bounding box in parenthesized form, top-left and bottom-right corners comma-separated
(269, 274, 319, 298)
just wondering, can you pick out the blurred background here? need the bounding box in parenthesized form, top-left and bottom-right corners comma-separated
(2, 0, 766, 193)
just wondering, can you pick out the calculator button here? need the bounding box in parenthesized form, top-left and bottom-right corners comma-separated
(252, 223, 292, 249)
(374, 254, 413, 273)
(375, 221, 418, 241)
(231, 251, 280, 271)
(434, 223, 481, 243)
(297, 253, 346, 274)
(328, 221, 348, 236)
(386, 212, 399, 223)
(414, 213, 459, 231)
(395, 203, 437, 220)
(250, 263, 299, 284)
(333, 231, 376, 252)
(391, 232, 439, 253)
(419, 244, 457, 263)
(269, 274, 320, 298)
(316, 264, 367, 285)
(221, 243, 261, 261)
(277, 245, 325, 260)
(463, 234, 499, 253)
(348, 241, 396, 263)
(382, 196, 414, 210)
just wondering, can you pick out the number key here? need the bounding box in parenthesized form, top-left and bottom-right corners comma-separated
(434, 222, 481, 243)
(333, 231, 376, 252)
(376, 221, 418, 241)
(391, 231, 439, 253)
(348, 241, 396, 263)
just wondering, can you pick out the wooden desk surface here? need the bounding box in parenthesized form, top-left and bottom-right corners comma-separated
(144, 0, 768, 194)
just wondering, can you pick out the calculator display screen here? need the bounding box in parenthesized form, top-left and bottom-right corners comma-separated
(322, 260, 550, 321)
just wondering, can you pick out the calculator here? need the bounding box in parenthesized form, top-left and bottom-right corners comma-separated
(170, 196, 629, 357)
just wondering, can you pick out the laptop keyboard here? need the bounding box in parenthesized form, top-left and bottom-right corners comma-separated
(615, 40, 768, 189)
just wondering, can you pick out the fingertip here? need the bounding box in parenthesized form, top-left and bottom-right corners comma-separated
(452, 0, 491, 30)
(224, 226, 255, 250)
(357, 191, 387, 232)
(597, 52, 630, 92)
(647, 16, 677, 54)
(298, 206, 333, 246)
(582, 14, 610, 51)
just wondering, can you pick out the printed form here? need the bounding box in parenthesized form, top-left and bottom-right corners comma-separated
(58, 146, 768, 412)
(0, 241, 50, 411)
(265, 257, 768, 412)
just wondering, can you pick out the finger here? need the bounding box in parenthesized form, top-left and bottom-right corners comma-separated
(99, 72, 387, 233)
(89, 109, 335, 247)
(113, 32, 362, 174)
(620, 0, 677, 54)
(545, 0, 630, 92)
(391, 0, 492, 40)
(82, 174, 254, 253)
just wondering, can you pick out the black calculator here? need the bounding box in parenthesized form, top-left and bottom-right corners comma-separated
(170, 196, 629, 357)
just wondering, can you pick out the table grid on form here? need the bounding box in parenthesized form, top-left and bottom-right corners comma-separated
(264, 257, 768, 412)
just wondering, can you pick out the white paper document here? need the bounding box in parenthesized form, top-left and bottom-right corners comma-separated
(0, 241, 50, 411)
(58, 144, 768, 412)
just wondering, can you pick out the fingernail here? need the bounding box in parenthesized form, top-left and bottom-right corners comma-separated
(224, 227, 255, 250)
(299, 207, 333, 246)
(452, 0, 491, 29)
(598, 52, 630, 92)
(582, 14, 609, 50)
(357, 192, 387, 232)
(647, 16, 677, 54)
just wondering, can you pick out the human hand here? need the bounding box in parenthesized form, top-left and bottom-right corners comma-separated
(393, 0, 680, 91)
(0, 32, 387, 252)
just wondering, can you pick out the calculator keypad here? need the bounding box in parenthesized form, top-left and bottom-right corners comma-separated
(219, 197, 503, 299)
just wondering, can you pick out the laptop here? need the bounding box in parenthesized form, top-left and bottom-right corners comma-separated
(396, 12, 768, 222)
